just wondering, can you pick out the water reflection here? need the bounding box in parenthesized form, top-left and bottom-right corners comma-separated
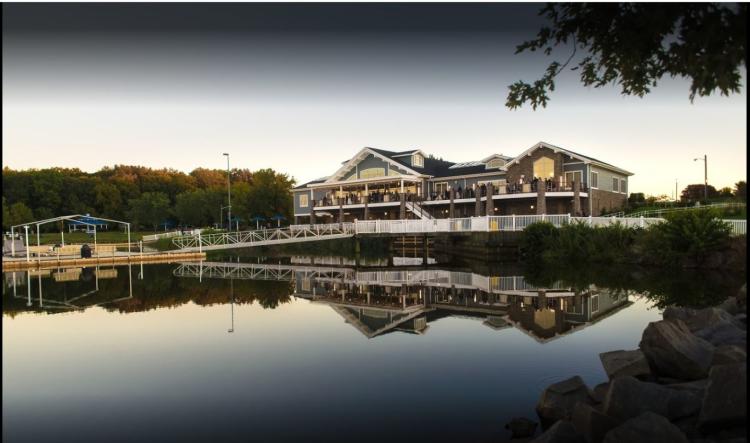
(173, 260, 633, 341)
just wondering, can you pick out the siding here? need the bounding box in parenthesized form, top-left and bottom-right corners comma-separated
(590, 166, 628, 194)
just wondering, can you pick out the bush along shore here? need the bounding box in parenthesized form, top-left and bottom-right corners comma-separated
(504, 284, 747, 442)
(520, 210, 746, 271)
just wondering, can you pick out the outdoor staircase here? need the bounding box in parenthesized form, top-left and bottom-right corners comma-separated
(405, 201, 434, 220)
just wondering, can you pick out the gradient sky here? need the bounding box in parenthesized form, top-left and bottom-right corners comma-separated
(2, 3, 746, 196)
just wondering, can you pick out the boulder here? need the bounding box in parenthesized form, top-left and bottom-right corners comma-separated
(664, 379, 709, 398)
(536, 376, 593, 427)
(602, 412, 688, 443)
(734, 313, 747, 329)
(698, 363, 747, 432)
(717, 296, 740, 316)
(639, 319, 715, 380)
(711, 345, 746, 366)
(531, 420, 584, 443)
(663, 306, 696, 324)
(571, 402, 620, 443)
(589, 383, 610, 405)
(602, 376, 702, 421)
(599, 350, 651, 380)
(694, 320, 746, 348)
(506, 417, 539, 439)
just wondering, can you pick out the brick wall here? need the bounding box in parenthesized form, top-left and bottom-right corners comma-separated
(591, 189, 627, 215)
(506, 146, 565, 184)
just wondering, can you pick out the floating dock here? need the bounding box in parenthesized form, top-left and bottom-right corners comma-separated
(1, 251, 206, 271)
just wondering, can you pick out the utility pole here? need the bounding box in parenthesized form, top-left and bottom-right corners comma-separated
(675, 179, 678, 202)
(223, 153, 232, 231)
(693, 155, 708, 200)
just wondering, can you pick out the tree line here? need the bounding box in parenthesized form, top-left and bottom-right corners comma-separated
(2, 165, 295, 231)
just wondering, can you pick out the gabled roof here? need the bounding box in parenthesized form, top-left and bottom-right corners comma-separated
(509, 142, 634, 176)
(293, 177, 328, 190)
(325, 147, 425, 182)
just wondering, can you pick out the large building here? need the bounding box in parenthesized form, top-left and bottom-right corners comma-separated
(293, 141, 632, 223)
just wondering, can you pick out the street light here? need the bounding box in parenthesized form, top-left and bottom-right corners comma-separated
(693, 155, 708, 200)
(223, 153, 232, 231)
(220, 205, 231, 230)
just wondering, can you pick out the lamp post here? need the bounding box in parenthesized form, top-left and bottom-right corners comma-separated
(693, 155, 707, 200)
(223, 153, 232, 231)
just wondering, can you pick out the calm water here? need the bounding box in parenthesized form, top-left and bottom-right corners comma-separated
(2, 256, 742, 442)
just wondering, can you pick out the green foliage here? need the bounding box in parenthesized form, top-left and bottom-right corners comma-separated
(735, 181, 746, 200)
(4, 201, 34, 229)
(2, 165, 296, 231)
(637, 209, 732, 266)
(507, 4, 747, 109)
(519, 221, 558, 261)
(128, 192, 171, 231)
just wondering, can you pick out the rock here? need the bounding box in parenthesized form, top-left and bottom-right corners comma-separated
(711, 345, 746, 366)
(506, 417, 539, 439)
(571, 402, 620, 443)
(602, 376, 702, 421)
(694, 320, 746, 348)
(589, 383, 609, 405)
(717, 296, 740, 315)
(664, 379, 709, 398)
(734, 313, 747, 329)
(639, 319, 715, 380)
(531, 420, 584, 443)
(673, 416, 701, 440)
(536, 376, 593, 428)
(663, 306, 696, 324)
(738, 283, 747, 307)
(602, 412, 688, 443)
(599, 350, 651, 381)
(698, 363, 747, 432)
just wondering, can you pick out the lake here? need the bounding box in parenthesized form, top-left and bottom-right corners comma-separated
(2, 256, 742, 442)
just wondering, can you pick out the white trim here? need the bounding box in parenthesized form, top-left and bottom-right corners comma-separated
(299, 194, 309, 208)
(426, 171, 507, 181)
(391, 149, 425, 158)
(591, 171, 599, 189)
(309, 174, 423, 188)
(508, 142, 634, 176)
(326, 148, 424, 182)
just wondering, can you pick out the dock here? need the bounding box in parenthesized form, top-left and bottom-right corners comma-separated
(2, 251, 206, 271)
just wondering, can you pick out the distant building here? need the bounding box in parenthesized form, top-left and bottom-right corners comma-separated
(292, 141, 632, 223)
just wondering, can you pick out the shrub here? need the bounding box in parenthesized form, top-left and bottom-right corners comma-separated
(519, 221, 558, 262)
(637, 209, 732, 266)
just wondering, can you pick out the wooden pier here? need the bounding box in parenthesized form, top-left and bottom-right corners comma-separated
(1, 251, 206, 271)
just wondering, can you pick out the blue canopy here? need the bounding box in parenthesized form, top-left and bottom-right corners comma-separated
(68, 216, 109, 226)
(270, 214, 286, 221)
(250, 216, 265, 222)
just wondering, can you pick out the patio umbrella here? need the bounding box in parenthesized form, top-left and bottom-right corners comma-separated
(250, 216, 265, 230)
(271, 214, 286, 228)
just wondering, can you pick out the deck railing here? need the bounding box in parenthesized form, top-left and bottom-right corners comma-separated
(350, 214, 746, 235)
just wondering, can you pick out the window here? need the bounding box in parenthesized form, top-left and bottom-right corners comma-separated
(486, 158, 506, 169)
(533, 156, 555, 179)
(359, 168, 386, 179)
(434, 182, 449, 196)
(299, 194, 309, 207)
(612, 177, 619, 192)
(620, 179, 627, 194)
(565, 171, 582, 187)
(591, 295, 599, 313)
(412, 154, 424, 167)
(591, 171, 599, 188)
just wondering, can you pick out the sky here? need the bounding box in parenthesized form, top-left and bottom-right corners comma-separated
(2, 3, 746, 197)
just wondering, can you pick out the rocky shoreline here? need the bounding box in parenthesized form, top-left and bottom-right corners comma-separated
(506, 285, 747, 442)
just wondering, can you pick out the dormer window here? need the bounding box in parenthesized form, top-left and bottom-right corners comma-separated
(486, 158, 506, 169)
(412, 154, 424, 167)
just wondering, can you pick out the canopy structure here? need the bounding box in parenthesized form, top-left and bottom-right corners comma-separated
(68, 215, 110, 233)
(271, 214, 286, 227)
(250, 216, 265, 230)
(9, 214, 132, 261)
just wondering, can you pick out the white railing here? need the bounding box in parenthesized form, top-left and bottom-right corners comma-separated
(613, 202, 746, 219)
(143, 229, 202, 242)
(172, 224, 355, 250)
(350, 214, 746, 236)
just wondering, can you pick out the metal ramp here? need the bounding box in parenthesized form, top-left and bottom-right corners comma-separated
(171, 223, 355, 251)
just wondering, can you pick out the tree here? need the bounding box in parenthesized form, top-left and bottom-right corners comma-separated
(507, 4, 747, 110)
(628, 192, 646, 206)
(128, 192, 171, 231)
(718, 187, 734, 198)
(734, 181, 746, 200)
(680, 184, 718, 202)
(6, 202, 34, 229)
